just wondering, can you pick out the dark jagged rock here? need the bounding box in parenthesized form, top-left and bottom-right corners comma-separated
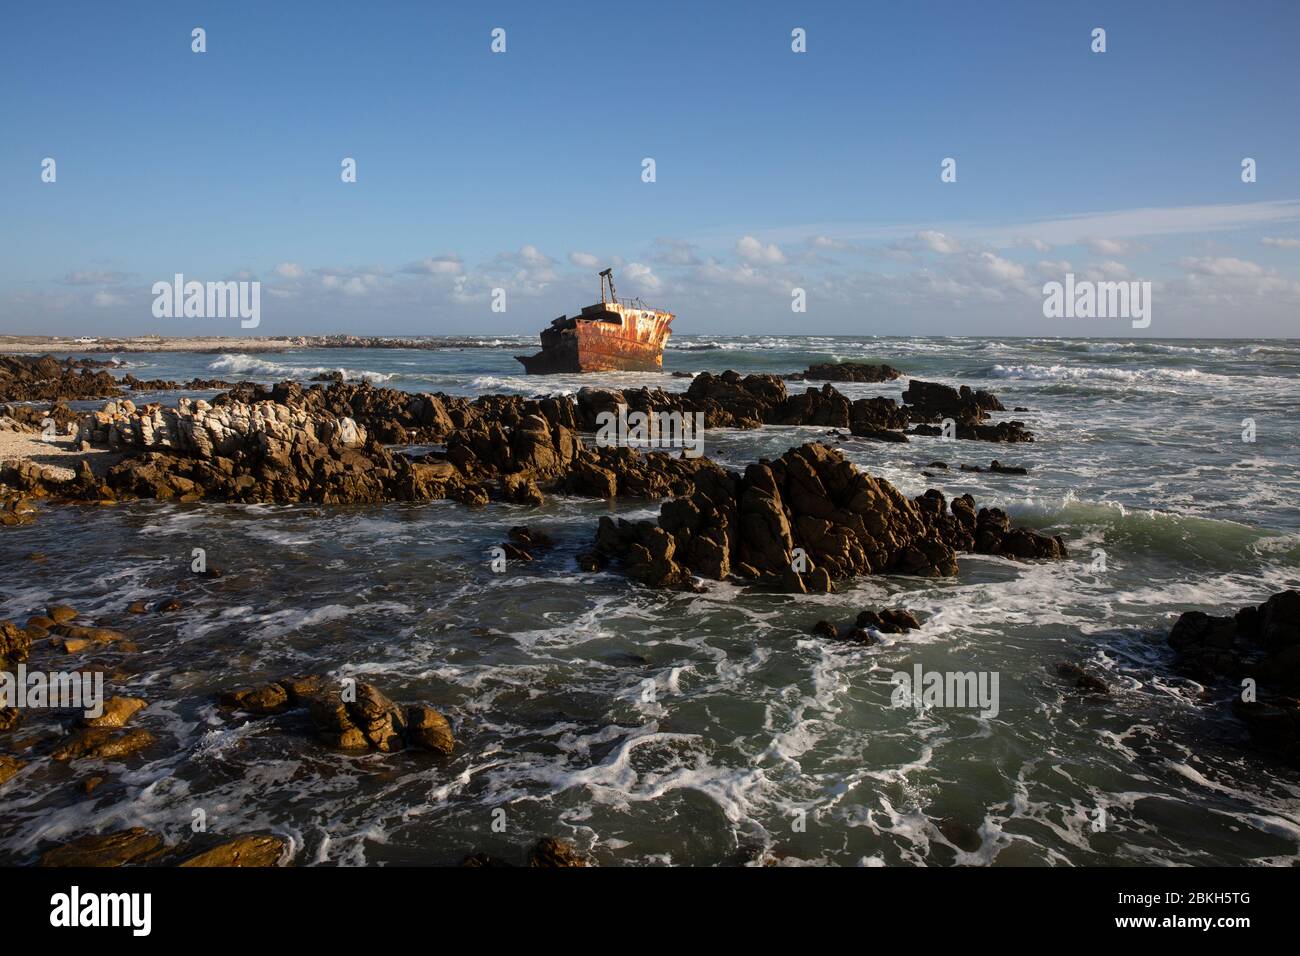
(500, 525, 555, 561)
(0, 354, 123, 403)
(903, 379, 1004, 425)
(2, 399, 79, 431)
(786, 362, 902, 383)
(1056, 661, 1109, 694)
(4, 372, 1027, 509)
(178, 834, 290, 867)
(1169, 590, 1300, 766)
(0, 620, 33, 670)
(1233, 697, 1300, 766)
(0, 755, 24, 785)
(38, 827, 165, 867)
(121, 373, 239, 391)
(858, 608, 923, 633)
(903, 379, 1033, 442)
(959, 460, 1029, 475)
(591, 442, 1066, 592)
(808, 607, 921, 645)
(50, 728, 155, 762)
(221, 675, 455, 755)
(527, 837, 591, 867)
(1168, 590, 1300, 691)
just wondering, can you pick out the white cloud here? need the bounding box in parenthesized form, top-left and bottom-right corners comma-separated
(1084, 260, 1132, 281)
(749, 200, 1300, 249)
(1262, 236, 1300, 248)
(1180, 256, 1264, 277)
(1036, 260, 1072, 278)
(810, 235, 856, 253)
(92, 291, 125, 307)
(402, 256, 463, 276)
(62, 270, 130, 286)
(972, 251, 1026, 283)
(273, 262, 304, 279)
(568, 251, 601, 269)
(1014, 237, 1052, 253)
(918, 230, 962, 254)
(1084, 238, 1132, 256)
(650, 238, 699, 266)
(735, 235, 787, 265)
(622, 262, 662, 294)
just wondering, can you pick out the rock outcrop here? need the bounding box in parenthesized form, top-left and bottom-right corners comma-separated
(590, 442, 1067, 592)
(0, 620, 32, 670)
(903, 379, 1033, 442)
(786, 362, 902, 383)
(221, 676, 456, 755)
(1168, 590, 1300, 766)
(2, 372, 1034, 510)
(38, 827, 165, 867)
(810, 607, 923, 645)
(179, 834, 289, 867)
(0, 354, 122, 403)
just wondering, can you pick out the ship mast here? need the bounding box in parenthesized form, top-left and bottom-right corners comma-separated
(599, 268, 617, 305)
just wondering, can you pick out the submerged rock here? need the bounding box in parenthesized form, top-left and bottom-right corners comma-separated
(221, 674, 454, 756)
(0, 620, 32, 670)
(0, 755, 24, 786)
(51, 728, 155, 762)
(527, 837, 591, 867)
(856, 608, 923, 634)
(1169, 590, 1300, 766)
(786, 362, 902, 384)
(47, 604, 78, 624)
(39, 827, 164, 867)
(1055, 661, 1109, 695)
(937, 818, 982, 853)
(81, 696, 147, 728)
(406, 705, 455, 755)
(179, 834, 289, 867)
(1169, 590, 1300, 690)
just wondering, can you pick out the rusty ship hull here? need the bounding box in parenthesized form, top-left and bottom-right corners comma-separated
(516, 301, 674, 374)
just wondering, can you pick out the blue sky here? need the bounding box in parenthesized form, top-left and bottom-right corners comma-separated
(2, 0, 1298, 337)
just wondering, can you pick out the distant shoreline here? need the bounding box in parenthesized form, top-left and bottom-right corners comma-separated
(1, 333, 1294, 356)
(0, 335, 524, 354)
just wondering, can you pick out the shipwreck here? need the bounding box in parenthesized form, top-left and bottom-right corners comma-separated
(516, 269, 674, 374)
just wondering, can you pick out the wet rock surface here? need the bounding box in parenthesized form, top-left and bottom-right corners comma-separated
(38, 827, 165, 867)
(0, 354, 123, 403)
(221, 675, 456, 755)
(36, 828, 292, 867)
(527, 837, 592, 867)
(591, 442, 1066, 592)
(786, 362, 902, 383)
(1169, 590, 1300, 765)
(179, 834, 289, 867)
(2, 371, 1033, 510)
(903, 379, 1034, 442)
(810, 607, 922, 644)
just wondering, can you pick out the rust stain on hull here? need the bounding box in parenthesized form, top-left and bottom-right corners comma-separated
(516, 270, 674, 374)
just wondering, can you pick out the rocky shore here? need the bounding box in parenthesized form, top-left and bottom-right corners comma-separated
(587, 442, 1065, 592)
(1169, 590, 1300, 766)
(4, 350, 1294, 865)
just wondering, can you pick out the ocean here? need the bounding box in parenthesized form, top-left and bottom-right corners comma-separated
(2, 335, 1299, 865)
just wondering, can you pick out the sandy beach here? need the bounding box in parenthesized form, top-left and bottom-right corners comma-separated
(0, 425, 122, 480)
